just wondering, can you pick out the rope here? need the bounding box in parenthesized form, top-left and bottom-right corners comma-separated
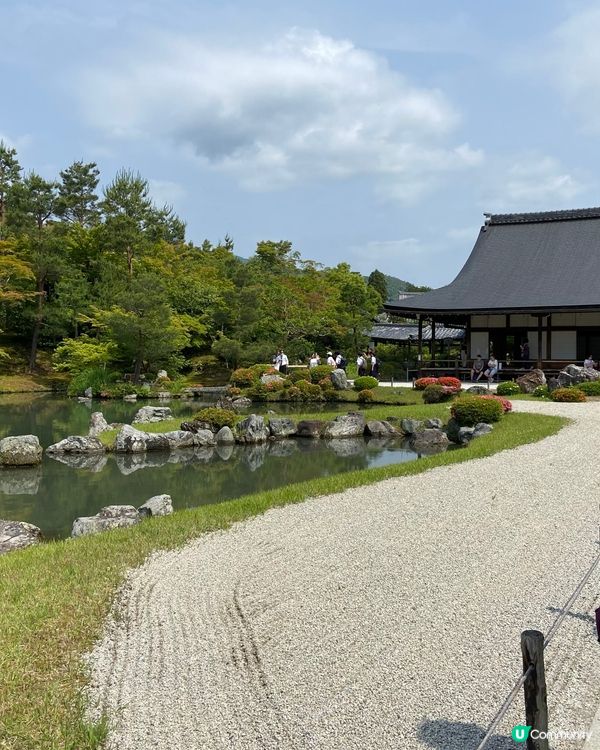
(475, 547, 600, 750)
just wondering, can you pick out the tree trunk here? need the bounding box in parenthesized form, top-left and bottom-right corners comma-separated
(28, 278, 45, 373)
(133, 357, 143, 384)
(127, 245, 133, 278)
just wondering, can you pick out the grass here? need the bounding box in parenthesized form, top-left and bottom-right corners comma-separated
(0, 409, 566, 749)
(0, 374, 67, 394)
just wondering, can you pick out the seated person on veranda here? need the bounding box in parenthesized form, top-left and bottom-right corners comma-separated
(484, 355, 499, 384)
(584, 354, 596, 370)
(470, 354, 484, 381)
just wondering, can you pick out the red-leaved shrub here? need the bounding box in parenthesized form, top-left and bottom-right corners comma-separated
(414, 377, 438, 390)
(438, 376, 462, 392)
(479, 394, 512, 413)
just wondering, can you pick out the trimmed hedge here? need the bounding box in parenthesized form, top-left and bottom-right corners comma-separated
(496, 381, 521, 396)
(193, 408, 238, 429)
(295, 380, 324, 399)
(354, 375, 379, 391)
(437, 376, 462, 391)
(289, 368, 311, 383)
(451, 396, 503, 425)
(309, 365, 335, 384)
(357, 388, 375, 403)
(551, 387, 586, 402)
(230, 367, 256, 387)
(414, 377, 438, 390)
(422, 384, 454, 404)
(574, 380, 600, 395)
(532, 385, 549, 398)
(479, 394, 513, 413)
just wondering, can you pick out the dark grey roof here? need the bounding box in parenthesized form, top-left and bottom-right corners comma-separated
(370, 324, 464, 342)
(386, 208, 600, 314)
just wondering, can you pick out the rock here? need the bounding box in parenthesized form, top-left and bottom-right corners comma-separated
(447, 418, 475, 445)
(72, 505, 140, 537)
(364, 420, 397, 436)
(323, 412, 366, 438)
(123, 394, 137, 402)
(89, 412, 111, 438)
(547, 377, 559, 393)
(215, 426, 235, 445)
(457, 427, 476, 444)
(157, 391, 171, 400)
(156, 370, 168, 379)
(516, 368, 546, 393)
(0, 520, 42, 554)
(180, 420, 210, 434)
(466, 385, 488, 395)
(77, 396, 92, 404)
(0, 435, 43, 467)
(424, 418, 443, 429)
(473, 422, 493, 437)
(46, 436, 105, 454)
(330, 369, 348, 390)
(192, 429, 216, 447)
(269, 417, 297, 438)
(234, 414, 269, 444)
(410, 428, 450, 451)
(557, 363, 600, 388)
(232, 397, 252, 408)
(296, 420, 326, 438)
(260, 374, 284, 386)
(137, 494, 173, 518)
(84, 387, 93, 398)
(162, 430, 197, 449)
(133, 406, 173, 424)
(115, 425, 170, 453)
(400, 419, 423, 435)
(0, 467, 42, 494)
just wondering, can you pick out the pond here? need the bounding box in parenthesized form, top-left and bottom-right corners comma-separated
(0, 395, 429, 540)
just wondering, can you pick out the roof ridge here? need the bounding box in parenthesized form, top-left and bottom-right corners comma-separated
(486, 207, 600, 225)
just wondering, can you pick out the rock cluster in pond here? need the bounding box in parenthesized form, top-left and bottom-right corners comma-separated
(133, 406, 173, 424)
(234, 414, 270, 443)
(0, 519, 42, 554)
(72, 494, 174, 536)
(115, 425, 215, 453)
(0, 435, 43, 466)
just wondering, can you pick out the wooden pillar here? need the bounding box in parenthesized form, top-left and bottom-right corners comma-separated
(466, 316, 471, 357)
(537, 315, 543, 368)
(431, 318, 436, 363)
(546, 314, 552, 362)
(417, 315, 423, 377)
(521, 630, 549, 750)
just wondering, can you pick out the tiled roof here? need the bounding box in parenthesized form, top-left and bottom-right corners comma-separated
(370, 324, 464, 342)
(488, 207, 600, 225)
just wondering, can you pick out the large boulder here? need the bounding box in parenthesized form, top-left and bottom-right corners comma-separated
(323, 412, 366, 438)
(89, 412, 111, 438)
(410, 428, 450, 452)
(473, 422, 494, 438)
(424, 418, 443, 429)
(364, 420, 397, 437)
(0, 520, 42, 554)
(557, 363, 600, 388)
(232, 397, 252, 409)
(400, 419, 423, 436)
(137, 494, 173, 518)
(72, 505, 140, 537)
(215, 426, 235, 444)
(466, 385, 488, 395)
(84, 387, 93, 398)
(193, 429, 217, 447)
(115, 425, 170, 453)
(260, 373, 284, 386)
(46, 436, 105, 454)
(330, 369, 348, 390)
(0, 435, 43, 467)
(516, 368, 546, 393)
(269, 417, 297, 439)
(162, 430, 197, 450)
(234, 414, 269, 444)
(296, 420, 326, 438)
(133, 406, 172, 424)
(446, 418, 475, 445)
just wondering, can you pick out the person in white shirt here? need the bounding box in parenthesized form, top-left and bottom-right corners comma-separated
(326, 351, 336, 367)
(370, 351, 379, 379)
(356, 352, 366, 376)
(309, 353, 320, 368)
(484, 355, 499, 384)
(273, 351, 281, 371)
(584, 354, 596, 370)
(279, 350, 289, 375)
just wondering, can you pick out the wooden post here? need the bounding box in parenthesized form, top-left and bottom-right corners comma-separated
(546, 315, 552, 363)
(521, 630, 549, 750)
(537, 316, 543, 368)
(431, 319, 436, 364)
(417, 315, 423, 378)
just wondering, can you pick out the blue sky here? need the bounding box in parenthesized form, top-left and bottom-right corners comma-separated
(2, 0, 599, 286)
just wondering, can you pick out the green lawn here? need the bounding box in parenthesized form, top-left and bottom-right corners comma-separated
(0, 410, 567, 749)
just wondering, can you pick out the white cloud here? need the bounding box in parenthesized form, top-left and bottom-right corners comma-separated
(148, 178, 186, 208)
(80, 28, 481, 197)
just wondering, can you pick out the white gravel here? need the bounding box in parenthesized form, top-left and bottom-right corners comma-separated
(87, 400, 600, 749)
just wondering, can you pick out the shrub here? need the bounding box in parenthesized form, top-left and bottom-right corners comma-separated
(438, 376, 462, 392)
(496, 381, 521, 396)
(309, 364, 335, 384)
(574, 380, 600, 396)
(354, 375, 379, 391)
(286, 385, 303, 401)
(479, 394, 512, 413)
(295, 380, 324, 399)
(245, 383, 269, 401)
(250, 364, 278, 377)
(422, 383, 455, 404)
(230, 367, 256, 387)
(414, 377, 438, 390)
(357, 388, 375, 403)
(551, 387, 586, 402)
(66, 366, 117, 396)
(532, 385, 549, 398)
(228, 386, 242, 397)
(265, 379, 285, 392)
(193, 407, 237, 430)
(451, 396, 503, 425)
(289, 368, 311, 383)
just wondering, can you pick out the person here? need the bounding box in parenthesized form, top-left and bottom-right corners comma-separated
(335, 351, 347, 370)
(520, 340, 530, 362)
(309, 352, 320, 368)
(356, 351, 366, 376)
(370, 350, 379, 379)
(470, 354, 484, 382)
(484, 355, 499, 384)
(584, 354, 596, 370)
(273, 350, 282, 371)
(460, 348, 468, 368)
(279, 349, 289, 375)
(326, 351, 336, 367)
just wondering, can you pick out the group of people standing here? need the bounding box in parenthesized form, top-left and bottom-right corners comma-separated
(308, 351, 347, 370)
(356, 350, 379, 378)
(273, 349, 289, 375)
(275, 347, 379, 378)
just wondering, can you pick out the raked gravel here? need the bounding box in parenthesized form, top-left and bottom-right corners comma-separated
(87, 400, 600, 750)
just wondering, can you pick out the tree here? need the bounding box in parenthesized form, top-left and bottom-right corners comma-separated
(56, 161, 100, 226)
(7, 172, 58, 232)
(0, 141, 21, 238)
(53, 336, 117, 374)
(211, 335, 242, 369)
(367, 269, 388, 305)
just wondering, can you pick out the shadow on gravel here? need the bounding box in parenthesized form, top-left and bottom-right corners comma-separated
(418, 719, 514, 749)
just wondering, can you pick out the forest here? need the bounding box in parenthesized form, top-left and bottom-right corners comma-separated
(0, 141, 426, 390)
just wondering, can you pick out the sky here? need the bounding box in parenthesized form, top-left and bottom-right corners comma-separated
(1, 0, 599, 287)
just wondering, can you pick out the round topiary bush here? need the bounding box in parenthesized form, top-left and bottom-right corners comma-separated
(551, 387, 586, 402)
(193, 407, 237, 429)
(414, 377, 438, 390)
(450, 396, 504, 425)
(422, 383, 454, 403)
(295, 379, 324, 399)
(309, 364, 335, 384)
(230, 367, 256, 387)
(289, 368, 311, 383)
(437, 376, 462, 392)
(574, 380, 600, 396)
(357, 388, 375, 403)
(250, 364, 278, 377)
(532, 385, 549, 398)
(228, 386, 242, 396)
(286, 385, 303, 401)
(478, 394, 512, 413)
(496, 381, 521, 396)
(354, 375, 378, 391)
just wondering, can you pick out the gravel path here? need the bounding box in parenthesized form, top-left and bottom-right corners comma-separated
(88, 401, 600, 749)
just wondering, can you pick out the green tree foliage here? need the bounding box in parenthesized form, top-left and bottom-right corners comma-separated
(0, 141, 21, 238)
(56, 161, 100, 226)
(367, 268, 388, 304)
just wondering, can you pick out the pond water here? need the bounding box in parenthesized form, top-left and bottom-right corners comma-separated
(0, 395, 428, 540)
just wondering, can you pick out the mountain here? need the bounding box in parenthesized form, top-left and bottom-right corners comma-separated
(368, 274, 432, 302)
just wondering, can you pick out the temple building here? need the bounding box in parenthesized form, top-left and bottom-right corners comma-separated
(384, 208, 600, 372)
